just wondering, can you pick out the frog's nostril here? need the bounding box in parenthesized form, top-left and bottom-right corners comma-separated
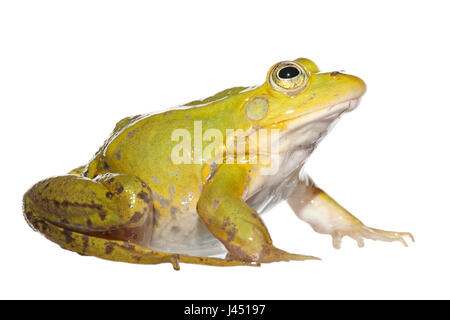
(330, 71, 341, 77)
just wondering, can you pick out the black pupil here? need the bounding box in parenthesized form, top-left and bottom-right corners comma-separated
(278, 66, 300, 79)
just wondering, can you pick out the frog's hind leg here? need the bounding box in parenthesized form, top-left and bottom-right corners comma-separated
(23, 173, 258, 269)
(287, 173, 414, 249)
(23, 173, 183, 268)
(25, 212, 181, 269)
(25, 212, 256, 270)
(177, 253, 259, 267)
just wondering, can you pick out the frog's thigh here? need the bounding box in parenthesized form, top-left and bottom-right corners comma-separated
(197, 165, 318, 263)
(287, 173, 414, 249)
(24, 174, 154, 242)
(23, 173, 181, 268)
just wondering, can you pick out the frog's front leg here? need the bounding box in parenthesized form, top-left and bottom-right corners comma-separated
(198, 164, 319, 263)
(23, 173, 182, 269)
(287, 172, 414, 249)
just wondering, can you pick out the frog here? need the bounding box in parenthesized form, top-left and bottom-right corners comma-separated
(23, 58, 414, 270)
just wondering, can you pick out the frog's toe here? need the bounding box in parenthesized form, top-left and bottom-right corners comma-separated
(258, 246, 321, 263)
(170, 255, 181, 271)
(283, 252, 321, 262)
(331, 225, 414, 249)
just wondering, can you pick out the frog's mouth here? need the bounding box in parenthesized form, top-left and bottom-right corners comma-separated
(270, 97, 362, 137)
(297, 97, 360, 123)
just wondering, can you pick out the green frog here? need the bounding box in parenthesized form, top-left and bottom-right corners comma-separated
(23, 58, 413, 270)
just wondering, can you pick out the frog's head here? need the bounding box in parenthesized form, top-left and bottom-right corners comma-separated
(244, 58, 366, 133)
(183, 58, 366, 167)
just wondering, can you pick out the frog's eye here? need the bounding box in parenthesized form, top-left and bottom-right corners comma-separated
(269, 62, 308, 93)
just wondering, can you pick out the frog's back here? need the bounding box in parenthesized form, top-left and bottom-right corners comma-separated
(105, 85, 251, 176)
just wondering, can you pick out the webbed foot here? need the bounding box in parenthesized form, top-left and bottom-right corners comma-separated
(331, 225, 414, 249)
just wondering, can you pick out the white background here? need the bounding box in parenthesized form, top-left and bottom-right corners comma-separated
(1, 0, 449, 299)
